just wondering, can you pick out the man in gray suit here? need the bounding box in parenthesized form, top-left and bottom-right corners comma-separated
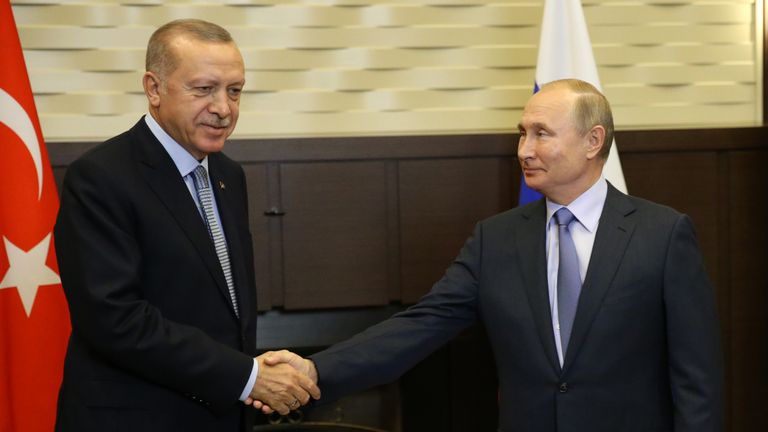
(255, 79, 723, 432)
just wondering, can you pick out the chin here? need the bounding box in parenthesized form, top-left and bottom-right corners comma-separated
(194, 141, 227, 155)
(523, 176, 542, 190)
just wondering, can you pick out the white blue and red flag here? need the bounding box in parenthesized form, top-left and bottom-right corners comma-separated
(519, 0, 627, 204)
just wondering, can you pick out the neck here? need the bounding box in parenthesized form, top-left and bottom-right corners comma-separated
(547, 170, 603, 206)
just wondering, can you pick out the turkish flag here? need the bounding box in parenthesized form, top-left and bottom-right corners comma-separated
(0, 1, 71, 431)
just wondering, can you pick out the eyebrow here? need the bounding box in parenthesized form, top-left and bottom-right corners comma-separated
(518, 121, 548, 130)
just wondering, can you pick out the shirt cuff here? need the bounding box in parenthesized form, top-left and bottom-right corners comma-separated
(238, 358, 259, 401)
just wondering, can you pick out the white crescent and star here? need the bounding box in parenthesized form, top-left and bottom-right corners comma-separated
(0, 87, 43, 199)
(0, 234, 60, 317)
(0, 87, 58, 316)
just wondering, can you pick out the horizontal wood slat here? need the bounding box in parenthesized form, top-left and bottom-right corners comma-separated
(22, 44, 754, 72)
(13, 3, 751, 27)
(28, 63, 754, 94)
(35, 84, 756, 115)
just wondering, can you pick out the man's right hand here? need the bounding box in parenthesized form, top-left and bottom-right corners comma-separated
(248, 351, 321, 415)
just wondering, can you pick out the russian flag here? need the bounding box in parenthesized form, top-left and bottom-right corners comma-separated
(519, 0, 627, 205)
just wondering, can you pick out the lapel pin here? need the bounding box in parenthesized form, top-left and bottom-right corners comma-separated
(219, 180, 226, 190)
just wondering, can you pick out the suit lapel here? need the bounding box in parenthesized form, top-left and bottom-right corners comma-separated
(562, 184, 636, 372)
(131, 120, 237, 320)
(516, 199, 561, 373)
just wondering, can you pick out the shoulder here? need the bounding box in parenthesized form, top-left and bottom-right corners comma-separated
(480, 199, 544, 228)
(604, 188, 697, 244)
(615, 191, 685, 225)
(67, 135, 130, 183)
(69, 120, 145, 173)
(63, 120, 152, 195)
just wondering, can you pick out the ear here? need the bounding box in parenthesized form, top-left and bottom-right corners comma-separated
(585, 125, 605, 160)
(143, 71, 162, 108)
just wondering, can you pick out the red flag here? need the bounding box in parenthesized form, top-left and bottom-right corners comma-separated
(0, 1, 71, 431)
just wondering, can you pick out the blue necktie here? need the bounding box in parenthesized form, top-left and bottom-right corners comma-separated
(555, 207, 581, 354)
(192, 165, 239, 318)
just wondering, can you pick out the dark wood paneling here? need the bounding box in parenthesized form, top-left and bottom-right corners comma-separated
(398, 158, 515, 302)
(727, 150, 768, 431)
(242, 163, 272, 311)
(614, 127, 766, 153)
(265, 163, 285, 308)
(222, 133, 516, 162)
(280, 161, 390, 309)
(620, 152, 720, 283)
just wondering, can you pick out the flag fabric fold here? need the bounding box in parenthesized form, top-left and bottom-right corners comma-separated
(0, 1, 71, 430)
(519, 0, 627, 205)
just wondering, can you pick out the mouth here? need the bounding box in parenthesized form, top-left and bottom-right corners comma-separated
(202, 123, 230, 134)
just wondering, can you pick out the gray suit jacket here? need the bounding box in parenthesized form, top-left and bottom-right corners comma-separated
(54, 118, 258, 432)
(311, 183, 722, 432)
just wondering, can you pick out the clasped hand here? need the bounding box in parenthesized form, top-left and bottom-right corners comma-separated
(246, 350, 319, 415)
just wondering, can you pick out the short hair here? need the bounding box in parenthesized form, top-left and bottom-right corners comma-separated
(540, 79, 614, 159)
(146, 19, 234, 80)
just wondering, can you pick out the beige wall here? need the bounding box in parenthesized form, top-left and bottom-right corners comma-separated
(12, 0, 761, 141)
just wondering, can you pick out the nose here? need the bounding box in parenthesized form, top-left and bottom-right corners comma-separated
(208, 90, 231, 118)
(517, 133, 535, 162)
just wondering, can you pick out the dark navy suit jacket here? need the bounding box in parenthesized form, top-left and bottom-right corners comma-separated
(54, 118, 258, 432)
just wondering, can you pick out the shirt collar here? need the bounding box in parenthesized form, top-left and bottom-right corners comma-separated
(545, 176, 607, 233)
(144, 114, 208, 178)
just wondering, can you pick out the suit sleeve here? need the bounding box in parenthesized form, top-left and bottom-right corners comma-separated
(310, 222, 485, 403)
(663, 214, 723, 432)
(55, 156, 253, 410)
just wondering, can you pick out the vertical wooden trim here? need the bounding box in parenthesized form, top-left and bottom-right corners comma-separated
(386, 160, 401, 302)
(716, 151, 733, 432)
(497, 157, 514, 211)
(266, 162, 285, 307)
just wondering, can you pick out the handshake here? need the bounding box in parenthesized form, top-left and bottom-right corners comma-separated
(246, 350, 320, 415)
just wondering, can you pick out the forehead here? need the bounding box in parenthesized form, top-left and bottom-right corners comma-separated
(168, 36, 244, 73)
(520, 87, 575, 127)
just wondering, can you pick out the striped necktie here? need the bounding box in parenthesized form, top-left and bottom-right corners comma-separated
(191, 165, 239, 318)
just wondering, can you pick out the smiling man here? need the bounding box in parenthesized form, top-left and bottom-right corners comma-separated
(54, 20, 319, 432)
(261, 79, 723, 432)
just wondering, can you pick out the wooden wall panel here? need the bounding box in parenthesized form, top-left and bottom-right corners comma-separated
(398, 158, 514, 302)
(280, 161, 390, 309)
(727, 150, 768, 431)
(619, 152, 721, 283)
(242, 164, 272, 311)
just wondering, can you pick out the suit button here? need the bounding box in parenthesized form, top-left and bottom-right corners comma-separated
(559, 383, 568, 393)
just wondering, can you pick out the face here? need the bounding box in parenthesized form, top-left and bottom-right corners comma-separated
(144, 36, 245, 160)
(517, 86, 604, 205)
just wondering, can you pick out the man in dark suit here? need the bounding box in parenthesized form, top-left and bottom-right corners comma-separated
(258, 79, 723, 431)
(54, 19, 319, 432)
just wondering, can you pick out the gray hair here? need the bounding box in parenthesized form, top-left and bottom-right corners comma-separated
(146, 19, 234, 79)
(540, 79, 614, 159)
